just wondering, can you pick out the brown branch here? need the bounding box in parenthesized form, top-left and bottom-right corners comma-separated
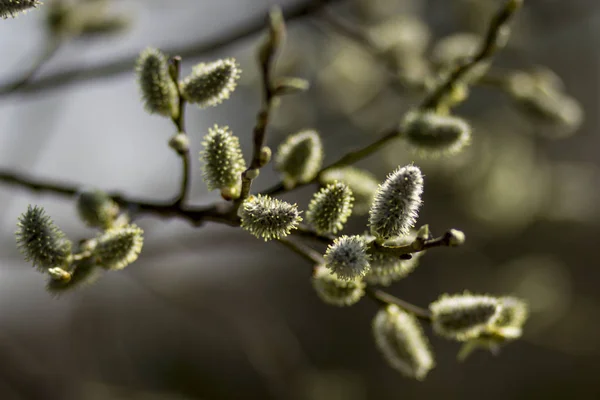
(0, 0, 342, 97)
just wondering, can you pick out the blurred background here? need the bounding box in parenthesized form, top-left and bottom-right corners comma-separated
(0, 0, 599, 398)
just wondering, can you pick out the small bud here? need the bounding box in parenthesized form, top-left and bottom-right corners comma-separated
(401, 110, 471, 156)
(239, 195, 302, 241)
(0, 0, 41, 19)
(372, 305, 435, 380)
(258, 5, 286, 65)
(93, 224, 144, 270)
(446, 229, 465, 247)
(200, 125, 246, 199)
(307, 182, 354, 234)
(46, 257, 101, 295)
(275, 130, 323, 188)
(364, 234, 423, 286)
(324, 235, 371, 281)
(180, 58, 241, 108)
(320, 167, 379, 215)
(259, 146, 272, 167)
(416, 225, 430, 240)
(135, 47, 179, 118)
(48, 267, 71, 282)
(430, 293, 502, 341)
(168, 133, 190, 155)
(268, 6, 286, 51)
(273, 77, 310, 96)
(369, 165, 424, 241)
(75, 188, 119, 230)
(16, 205, 72, 271)
(312, 265, 365, 307)
(246, 168, 260, 180)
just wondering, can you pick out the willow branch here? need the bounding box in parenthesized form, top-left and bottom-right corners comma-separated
(420, 0, 523, 109)
(0, 0, 341, 97)
(261, 0, 523, 198)
(277, 237, 324, 265)
(365, 287, 432, 322)
(0, 37, 62, 96)
(236, 9, 281, 206)
(168, 56, 191, 207)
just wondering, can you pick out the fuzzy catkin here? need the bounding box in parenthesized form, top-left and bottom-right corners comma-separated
(180, 58, 241, 108)
(306, 182, 354, 234)
(239, 195, 302, 241)
(135, 47, 179, 117)
(93, 225, 144, 270)
(373, 305, 435, 380)
(275, 130, 323, 188)
(16, 205, 72, 270)
(369, 165, 423, 241)
(430, 293, 502, 341)
(76, 188, 119, 230)
(312, 265, 365, 307)
(324, 235, 371, 281)
(200, 125, 246, 199)
(320, 167, 379, 215)
(0, 0, 41, 19)
(402, 110, 471, 156)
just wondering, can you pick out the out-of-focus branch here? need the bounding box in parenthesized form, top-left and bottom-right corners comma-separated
(0, 0, 342, 97)
(0, 38, 62, 95)
(420, 0, 523, 109)
(261, 0, 523, 197)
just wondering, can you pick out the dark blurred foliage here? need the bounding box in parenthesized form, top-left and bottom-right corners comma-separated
(0, 0, 599, 399)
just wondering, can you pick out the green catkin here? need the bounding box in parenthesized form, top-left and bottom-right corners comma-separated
(93, 225, 144, 270)
(369, 165, 424, 241)
(180, 58, 241, 108)
(401, 110, 471, 156)
(135, 47, 179, 117)
(200, 125, 246, 199)
(239, 195, 302, 241)
(320, 167, 379, 215)
(75, 188, 119, 230)
(16, 205, 72, 271)
(312, 265, 365, 307)
(306, 182, 354, 234)
(275, 130, 323, 188)
(373, 305, 435, 380)
(0, 0, 41, 19)
(430, 293, 502, 341)
(324, 235, 371, 281)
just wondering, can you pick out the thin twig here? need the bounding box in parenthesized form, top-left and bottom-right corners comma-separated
(236, 7, 283, 207)
(420, 0, 522, 110)
(277, 237, 324, 265)
(0, 0, 342, 97)
(365, 287, 432, 321)
(371, 230, 464, 257)
(168, 56, 191, 207)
